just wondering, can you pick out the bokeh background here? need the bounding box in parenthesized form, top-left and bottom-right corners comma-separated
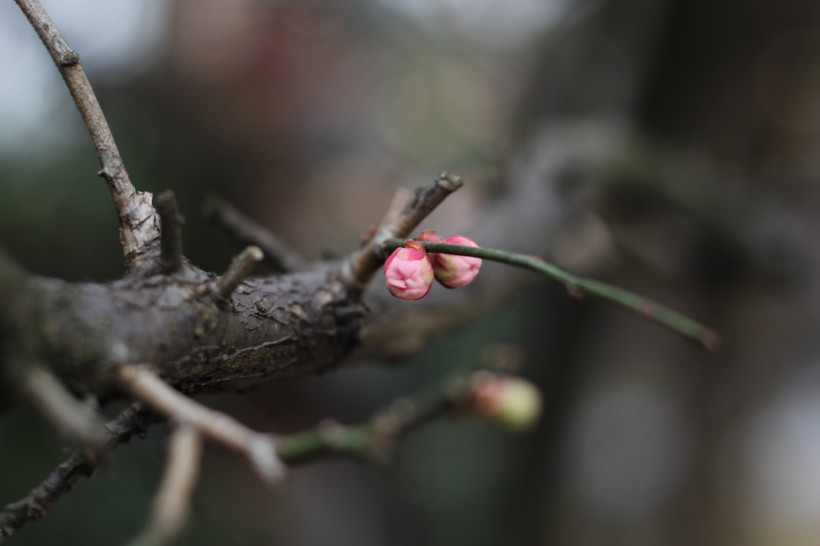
(1, 0, 819, 545)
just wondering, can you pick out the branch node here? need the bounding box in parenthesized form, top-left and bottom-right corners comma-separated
(57, 48, 79, 67)
(215, 246, 264, 299)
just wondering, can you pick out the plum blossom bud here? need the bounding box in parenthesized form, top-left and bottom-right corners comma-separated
(431, 235, 482, 288)
(471, 373, 542, 431)
(383, 243, 434, 300)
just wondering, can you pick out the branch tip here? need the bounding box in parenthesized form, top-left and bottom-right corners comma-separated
(701, 331, 721, 351)
(215, 246, 264, 299)
(436, 171, 463, 191)
(155, 190, 184, 273)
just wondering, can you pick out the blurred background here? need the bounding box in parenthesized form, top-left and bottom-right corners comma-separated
(1, 0, 819, 544)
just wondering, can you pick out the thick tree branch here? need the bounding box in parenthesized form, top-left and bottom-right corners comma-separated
(14, 0, 160, 271)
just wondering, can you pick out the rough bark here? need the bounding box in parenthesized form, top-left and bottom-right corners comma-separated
(1, 262, 363, 401)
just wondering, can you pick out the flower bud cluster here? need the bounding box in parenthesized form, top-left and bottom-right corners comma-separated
(383, 231, 481, 300)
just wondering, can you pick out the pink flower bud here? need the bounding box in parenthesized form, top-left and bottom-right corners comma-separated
(383, 244, 434, 300)
(471, 373, 542, 431)
(430, 235, 482, 288)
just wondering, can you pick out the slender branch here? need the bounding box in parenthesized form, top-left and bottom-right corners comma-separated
(117, 365, 284, 484)
(215, 246, 264, 299)
(14, 0, 160, 269)
(202, 194, 307, 273)
(155, 191, 184, 273)
(384, 238, 720, 349)
(277, 359, 536, 463)
(127, 425, 202, 546)
(17, 365, 106, 448)
(344, 173, 463, 288)
(0, 404, 151, 542)
(276, 391, 447, 464)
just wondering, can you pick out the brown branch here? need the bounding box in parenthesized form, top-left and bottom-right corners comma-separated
(343, 172, 463, 288)
(14, 0, 160, 271)
(128, 425, 202, 546)
(0, 403, 152, 542)
(117, 364, 284, 484)
(155, 191, 184, 274)
(215, 246, 264, 299)
(202, 194, 307, 273)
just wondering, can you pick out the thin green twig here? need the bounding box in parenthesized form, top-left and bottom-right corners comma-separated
(384, 238, 720, 350)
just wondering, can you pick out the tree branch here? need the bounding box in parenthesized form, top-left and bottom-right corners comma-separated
(14, 0, 160, 272)
(384, 238, 720, 349)
(277, 349, 539, 463)
(117, 365, 284, 484)
(127, 425, 202, 546)
(155, 191, 184, 274)
(0, 403, 152, 542)
(215, 246, 264, 299)
(343, 172, 463, 288)
(202, 194, 307, 273)
(16, 364, 106, 447)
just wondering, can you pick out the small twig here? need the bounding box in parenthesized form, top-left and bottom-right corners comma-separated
(155, 191, 184, 273)
(344, 173, 463, 288)
(215, 246, 264, 299)
(14, 0, 160, 269)
(128, 425, 202, 546)
(202, 194, 307, 273)
(385, 238, 720, 349)
(17, 365, 106, 448)
(276, 355, 537, 464)
(277, 362, 492, 464)
(117, 364, 284, 484)
(0, 404, 151, 542)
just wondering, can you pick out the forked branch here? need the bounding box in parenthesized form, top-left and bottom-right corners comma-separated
(14, 0, 160, 271)
(117, 365, 284, 484)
